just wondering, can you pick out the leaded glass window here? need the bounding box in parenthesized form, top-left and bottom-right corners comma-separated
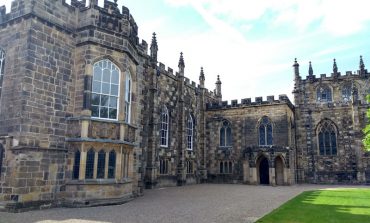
(91, 60, 120, 120)
(318, 120, 337, 155)
(259, 116, 273, 146)
(85, 149, 95, 179)
(125, 71, 132, 123)
(108, 150, 116, 179)
(0, 49, 4, 99)
(160, 106, 169, 147)
(72, 150, 80, 180)
(317, 85, 332, 102)
(187, 114, 193, 150)
(220, 121, 232, 147)
(97, 150, 106, 179)
(342, 83, 358, 102)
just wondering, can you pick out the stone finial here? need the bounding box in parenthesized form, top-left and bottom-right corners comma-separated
(178, 52, 185, 69)
(333, 59, 338, 74)
(215, 75, 222, 100)
(150, 32, 158, 64)
(308, 61, 313, 76)
(199, 67, 205, 87)
(293, 58, 300, 78)
(216, 75, 221, 84)
(360, 55, 365, 74)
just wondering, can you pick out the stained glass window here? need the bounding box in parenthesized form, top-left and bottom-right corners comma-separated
(318, 120, 337, 155)
(317, 85, 332, 102)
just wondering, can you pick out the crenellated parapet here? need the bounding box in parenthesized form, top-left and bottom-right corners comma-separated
(206, 94, 294, 110)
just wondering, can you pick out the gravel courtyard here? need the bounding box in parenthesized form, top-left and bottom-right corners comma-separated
(0, 184, 352, 223)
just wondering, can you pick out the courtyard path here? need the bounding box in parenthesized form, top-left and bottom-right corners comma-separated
(0, 184, 362, 223)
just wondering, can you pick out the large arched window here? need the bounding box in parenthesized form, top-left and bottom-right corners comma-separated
(341, 83, 358, 102)
(187, 114, 193, 150)
(259, 116, 273, 146)
(125, 71, 132, 123)
(317, 120, 337, 155)
(91, 59, 120, 120)
(160, 106, 169, 147)
(317, 85, 332, 102)
(220, 121, 232, 147)
(0, 49, 5, 98)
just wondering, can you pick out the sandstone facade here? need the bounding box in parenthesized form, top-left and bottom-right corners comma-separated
(0, 0, 369, 212)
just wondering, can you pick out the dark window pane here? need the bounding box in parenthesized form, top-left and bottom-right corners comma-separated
(324, 131, 331, 155)
(0, 145, 4, 176)
(220, 162, 223, 173)
(85, 149, 95, 179)
(319, 132, 324, 155)
(226, 127, 232, 146)
(229, 162, 232, 174)
(101, 95, 109, 106)
(91, 94, 100, 106)
(109, 108, 117, 119)
(108, 150, 116, 178)
(259, 126, 265, 145)
(331, 132, 337, 155)
(100, 107, 108, 118)
(220, 127, 225, 146)
(97, 150, 105, 179)
(73, 151, 80, 180)
(91, 106, 99, 117)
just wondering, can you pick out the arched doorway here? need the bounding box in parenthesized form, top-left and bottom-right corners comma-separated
(275, 156, 284, 185)
(257, 156, 269, 185)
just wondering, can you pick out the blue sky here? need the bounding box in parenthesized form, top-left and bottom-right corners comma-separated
(2, 0, 370, 102)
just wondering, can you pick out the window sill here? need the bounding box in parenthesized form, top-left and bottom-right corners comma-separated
(66, 178, 132, 185)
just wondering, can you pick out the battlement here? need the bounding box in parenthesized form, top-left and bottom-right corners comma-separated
(206, 94, 293, 110)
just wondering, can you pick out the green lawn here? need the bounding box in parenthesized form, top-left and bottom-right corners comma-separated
(257, 188, 370, 223)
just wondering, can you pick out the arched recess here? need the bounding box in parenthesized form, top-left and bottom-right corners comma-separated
(275, 156, 284, 185)
(256, 155, 269, 185)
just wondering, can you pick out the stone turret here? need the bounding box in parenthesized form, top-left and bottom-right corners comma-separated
(293, 58, 300, 80)
(215, 75, 222, 101)
(199, 67, 205, 88)
(150, 32, 158, 67)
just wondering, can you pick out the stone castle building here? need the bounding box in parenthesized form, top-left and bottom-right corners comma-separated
(0, 0, 369, 211)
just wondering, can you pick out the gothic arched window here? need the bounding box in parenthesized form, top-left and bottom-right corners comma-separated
(259, 116, 273, 146)
(91, 59, 120, 120)
(317, 85, 332, 102)
(187, 114, 193, 150)
(341, 83, 358, 102)
(85, 149, 95, 179)
(72, 150, 80, 180)
(160, 106, 169, 147)
(317, 120, 337, 155)
(108, 150, 116, 179)
(97, 150, 106, 179)
(220, 121, 232, 147)
(125, 71, 132, 123)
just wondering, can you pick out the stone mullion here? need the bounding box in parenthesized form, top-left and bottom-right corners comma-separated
(116, 147, 122, 180)
(79, 143, 86, 180)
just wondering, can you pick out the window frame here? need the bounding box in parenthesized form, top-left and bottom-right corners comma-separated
(160, 106, 169, 147)
(72, 150, 81, 180)
(0, 49, 5, 100)
(220, 121, 232, 147)
(0, 144, 4, 177)
(85, 149, 95, 179)
(97, 150, 106, 179)
(125, 71, 132, 123)
(186, 114, 193, 150)
(316, 85, 332, 102)
(91, 59, 121, 121)
(317, 120, 338, 156)
(259, 116, 273, 146)
(108, 150, 116, 179)
(341, 83, 358, 102)
(159, 159, 169, 175)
